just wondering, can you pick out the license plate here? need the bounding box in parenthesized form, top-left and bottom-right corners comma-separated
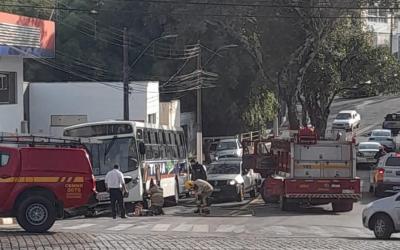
(393, 186, 400, 190)
(213, 188, 221, 192)
(96, 192, 110, 201)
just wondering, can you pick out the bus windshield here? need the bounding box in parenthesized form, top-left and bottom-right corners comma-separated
(86, 137, 138, 175)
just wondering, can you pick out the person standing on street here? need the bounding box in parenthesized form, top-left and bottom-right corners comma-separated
(105, 164, 127, 219)
(190, 159, 207, 181)
(374, 146, 387, 163)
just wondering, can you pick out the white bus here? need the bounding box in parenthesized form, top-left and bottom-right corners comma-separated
(63, 120, 190, 208)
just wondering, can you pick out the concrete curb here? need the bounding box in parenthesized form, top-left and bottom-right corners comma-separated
(0, 218, 16, 225)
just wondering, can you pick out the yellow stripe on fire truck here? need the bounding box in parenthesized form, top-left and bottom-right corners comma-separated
(0, 177, 84, 183)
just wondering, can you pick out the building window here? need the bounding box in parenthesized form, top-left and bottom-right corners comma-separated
(0, 72, 17, 104)
(148, 113, 157, 124)
(367, 8, 388, 23)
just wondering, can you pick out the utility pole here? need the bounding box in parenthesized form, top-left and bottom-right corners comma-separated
(196, 40, 203, 163)
(390, 10, 394, 54)
(123, 27, 129, 120)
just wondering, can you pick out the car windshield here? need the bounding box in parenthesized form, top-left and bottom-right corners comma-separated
(385, 114, 400, 121)
(217, 141, 237, 151)
(385, 157, 400, 167)
(207, 163, 241, 174)
(85, 137, 138, 175)
(371, 131, 391, 137)
(336, 113, 351, 119)
(359, 144, 380, 150)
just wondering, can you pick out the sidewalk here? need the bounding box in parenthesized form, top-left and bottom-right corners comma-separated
(0, 218, 16, 225)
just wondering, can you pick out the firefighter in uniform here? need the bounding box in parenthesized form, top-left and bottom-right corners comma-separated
(185, 179, 214, 214)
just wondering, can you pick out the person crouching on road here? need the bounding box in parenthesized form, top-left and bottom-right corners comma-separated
(190, 159, 207, 181)
(105, 164, 128, 219)
(148, 179, 164, 215)
(185, 179, 213, 214)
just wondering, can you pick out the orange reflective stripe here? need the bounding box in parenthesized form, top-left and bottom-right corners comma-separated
(0, 176, 84, 183)
(73, 177, 84, 183)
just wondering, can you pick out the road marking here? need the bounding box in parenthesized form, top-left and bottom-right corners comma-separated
(343, 227, 371, 238)
(62, 223, 96, 230)
(151, 224, 171, 232)
(267, 226, 292, 236)
(107, 224, 133, 231)
(172, 224, 193, 232)
(216, 224, 246, 233)
(309, 226, 334, 237)
(192, 224, 209, 233)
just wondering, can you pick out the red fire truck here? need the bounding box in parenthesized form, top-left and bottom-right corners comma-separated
(260, 128, 361, 212)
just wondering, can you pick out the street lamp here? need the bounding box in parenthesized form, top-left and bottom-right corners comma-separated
(123, 34, 177, 120)
(196, 43, 238, 163)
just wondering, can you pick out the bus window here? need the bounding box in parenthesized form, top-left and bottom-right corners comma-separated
(150, 130, 156, 144)
(152, 145, 160, 159)
(172, 145, 178, 159)
(145, 145, 153, 159)
(174, 133, 180, 146)
(160, 145, 166, 159)
(93, 125, 107, 136)
(145, 130, 151, 144)
(179, 133, 184, 146)
(154, 130, 160, 144)
(168, 133, 172, 145)
(162, 131, 167, 144)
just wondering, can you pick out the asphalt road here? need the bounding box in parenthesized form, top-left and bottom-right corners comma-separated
(1, 95, 400, 249)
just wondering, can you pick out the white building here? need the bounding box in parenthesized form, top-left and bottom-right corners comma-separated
(0, 12, 55, 133)
(28, 81, 160, 137)
(159, 100, 181, 128)
(365, 8, 399, 55)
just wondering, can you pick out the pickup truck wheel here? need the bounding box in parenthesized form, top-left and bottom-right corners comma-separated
(236, 185, 244, 202)
(332, 201, 353, 212)
(16, 196, 56, 233)
(372, 214, 394, 239)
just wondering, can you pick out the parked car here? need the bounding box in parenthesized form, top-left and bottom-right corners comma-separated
(370, 152, 400, 197)
(368, 129, 396, 152)
(357, 142, 381, 167)
(383, 113, 400, 136)
(362, 191, 400, 239)
(332, 110, 361, 131)
(215, 139, 243, 160)
(207, 159, 261, 202)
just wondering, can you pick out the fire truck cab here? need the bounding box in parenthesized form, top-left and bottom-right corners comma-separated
(260, 128, 361, 212)
(0, 136, 97, 232)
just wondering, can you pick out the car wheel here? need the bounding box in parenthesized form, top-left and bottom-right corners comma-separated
(372, 214, 394, 240)
(16, 196, 56, 233)
(236, 185, 244, 202)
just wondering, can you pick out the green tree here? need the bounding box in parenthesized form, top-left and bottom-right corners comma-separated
(242, 87, 278, 131)
(300, 19, 400, 136)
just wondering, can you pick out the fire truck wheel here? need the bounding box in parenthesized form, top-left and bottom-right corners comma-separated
(16, 196, 56, 233)
(236, 185, 244, 202)
(332, 201, 353, 212)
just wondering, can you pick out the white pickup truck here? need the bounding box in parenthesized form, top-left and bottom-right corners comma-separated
(332, 110, 361, 132)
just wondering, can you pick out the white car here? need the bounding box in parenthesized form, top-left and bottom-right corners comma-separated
(370, 152, 400, 197)
(207, 159, 260, 202)
(215, 139, 243, 160)
(332, 110, 361, 131)
(357, 142, 381, 166)
(362, 192, 400, 239)
(368, 129, 396, 152)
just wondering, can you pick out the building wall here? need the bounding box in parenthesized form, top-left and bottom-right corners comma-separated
(0, 56, 24, 133)
(29, 81, 159, 137)
(160, 100, 181, 127)
(144, 81, 159, 124)
(180, 112, 196, 157)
